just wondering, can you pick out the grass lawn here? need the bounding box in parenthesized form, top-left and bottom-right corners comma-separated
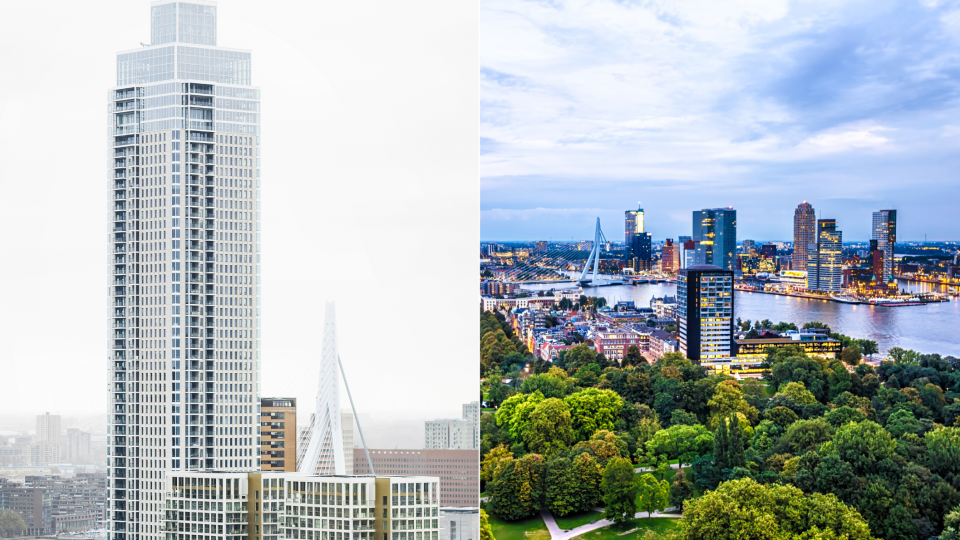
(573, 518, 680, 540)
(488, 512, 551, 540)
(552, 510, 605, 531)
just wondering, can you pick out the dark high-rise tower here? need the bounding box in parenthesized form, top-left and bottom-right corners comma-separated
(677, 265, 735, 362)
(624, 205, 651, 271)
(793, 202, 816, 272)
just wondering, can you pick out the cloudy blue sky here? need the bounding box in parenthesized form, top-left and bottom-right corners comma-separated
(481, 0, 960, 243)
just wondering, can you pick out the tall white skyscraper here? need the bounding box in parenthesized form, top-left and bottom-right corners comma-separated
(300, 302, 347, 475)
(107, 3, 261, 540)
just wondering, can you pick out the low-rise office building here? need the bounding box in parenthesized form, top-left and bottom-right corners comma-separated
(735, 331, 841, 360)
(261, 398, 298, 472)
(164, 472, 440, 540)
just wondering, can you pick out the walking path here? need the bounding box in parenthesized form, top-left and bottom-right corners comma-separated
(634, 463, 683, 473)
(540, 507, 682, 540)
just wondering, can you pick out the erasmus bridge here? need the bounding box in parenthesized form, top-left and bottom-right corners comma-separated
(493, 218, 627, 287)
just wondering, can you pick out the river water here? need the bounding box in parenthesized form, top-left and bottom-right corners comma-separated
(521, 280, 960, 357)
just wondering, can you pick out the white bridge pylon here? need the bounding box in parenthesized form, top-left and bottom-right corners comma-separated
(579, 217, 607, 284)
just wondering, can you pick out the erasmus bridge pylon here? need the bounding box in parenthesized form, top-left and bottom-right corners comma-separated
(300, 302, 346, 475)
(579, 218, 607, 285)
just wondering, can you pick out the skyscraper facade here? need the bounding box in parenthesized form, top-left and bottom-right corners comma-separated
(677, 265, 734, 362)
(692, 208, 737, 271)
(793, 202, 816, 272)
(108, 3, 261, 540)
(627, 233, 653, 271)
(872, 210, 897, 283)
(624, 205, 644, 243)
(624, 206, 651, 271)
(661, 239, 680, 274)
(806, 219, 842, 292)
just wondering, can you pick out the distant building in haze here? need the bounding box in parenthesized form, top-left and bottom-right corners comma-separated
(34, 413, 61, 465)
(679, 236, 694, 268)
(677, 265, 734, 362)
(793, 202, 817, 271)
(807, 219, 843, 292)
(692, 208, 737, 271)
(872, 210, 897, 282)
(662, 239, 680, 274)
(354, 449, 479, 507)
(624, 206, 652, 271)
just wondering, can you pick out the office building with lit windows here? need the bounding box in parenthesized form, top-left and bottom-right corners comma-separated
(107, 3, 262, 540)
(872, 210, 897, 283)
(793, 202, 816, 272)
(806, 219, 843, 292)
(624, 206, 652, 271)
(692, 208, 737, 271)
(677, 265, 734, 362)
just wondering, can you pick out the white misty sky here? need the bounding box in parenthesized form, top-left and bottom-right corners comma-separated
(0, 0, 478, 447)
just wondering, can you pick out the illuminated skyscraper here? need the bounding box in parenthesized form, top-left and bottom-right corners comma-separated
(692, 208, 737, 271)
(872, 210, 897, 283)
(677, 265, 734, 362)
(107, 3, 261, 540)
(806, 219, 842, 292)
(624, 205, 644, 242)
(793, 202, 816, 272)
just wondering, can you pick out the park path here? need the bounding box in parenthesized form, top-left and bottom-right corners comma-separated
(541, 507, 682, 540)
(634, 463, 683, 473)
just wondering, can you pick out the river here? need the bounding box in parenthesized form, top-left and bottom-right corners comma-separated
(521, 280, 960, 357)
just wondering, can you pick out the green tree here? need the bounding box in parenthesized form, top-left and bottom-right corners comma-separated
(669, 469, 695, 512)
(545, 457, 578, 516)
(646, 424, 714, 467)
(764, 406, 799, 429)
(0, 509, 26, 538)
(670, 410, 699, 426)
(776, 381, 818, 405)
(520, 373, 567, 399)
(725, 414, 746, 471)
(624, 345, 646, 367)
(479, 509, 495, 540)
(832, 420, 896, 474)
(572, 452, 604, 511)
(564, 388, 624, 441)
(884, 408, 921, 438)
(489, 454, 546, 520)
(523, 398, 575, 456)
(782, 418, 834, 454)
(841, 344, 863, 366)
(636, 473, 670, 519)
(926, 427, 960, 477)
(601, 457, 639, 524)
(707, 380, 759, 428)
(803, 321, 831, 331)
(564, 343, 598, 371)
(679, 478, 875, 540)
(481, 445, 513, 483)
(858, 339, 879, 356)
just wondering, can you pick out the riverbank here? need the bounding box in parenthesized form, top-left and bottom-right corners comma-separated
(735, 284, 947, 306)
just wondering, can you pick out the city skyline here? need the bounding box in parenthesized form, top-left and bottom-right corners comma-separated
(481, 0, 960, 241)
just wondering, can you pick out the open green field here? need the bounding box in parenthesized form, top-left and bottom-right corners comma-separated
(552, 510, 605, 531)
(572, 518, 680, 540)
(488, 512, 551, 540)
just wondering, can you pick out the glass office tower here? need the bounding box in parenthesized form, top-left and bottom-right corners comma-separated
(692, 208, 737, 272)
(872, 210, 897, 283)
(107, 3, 261, 540)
